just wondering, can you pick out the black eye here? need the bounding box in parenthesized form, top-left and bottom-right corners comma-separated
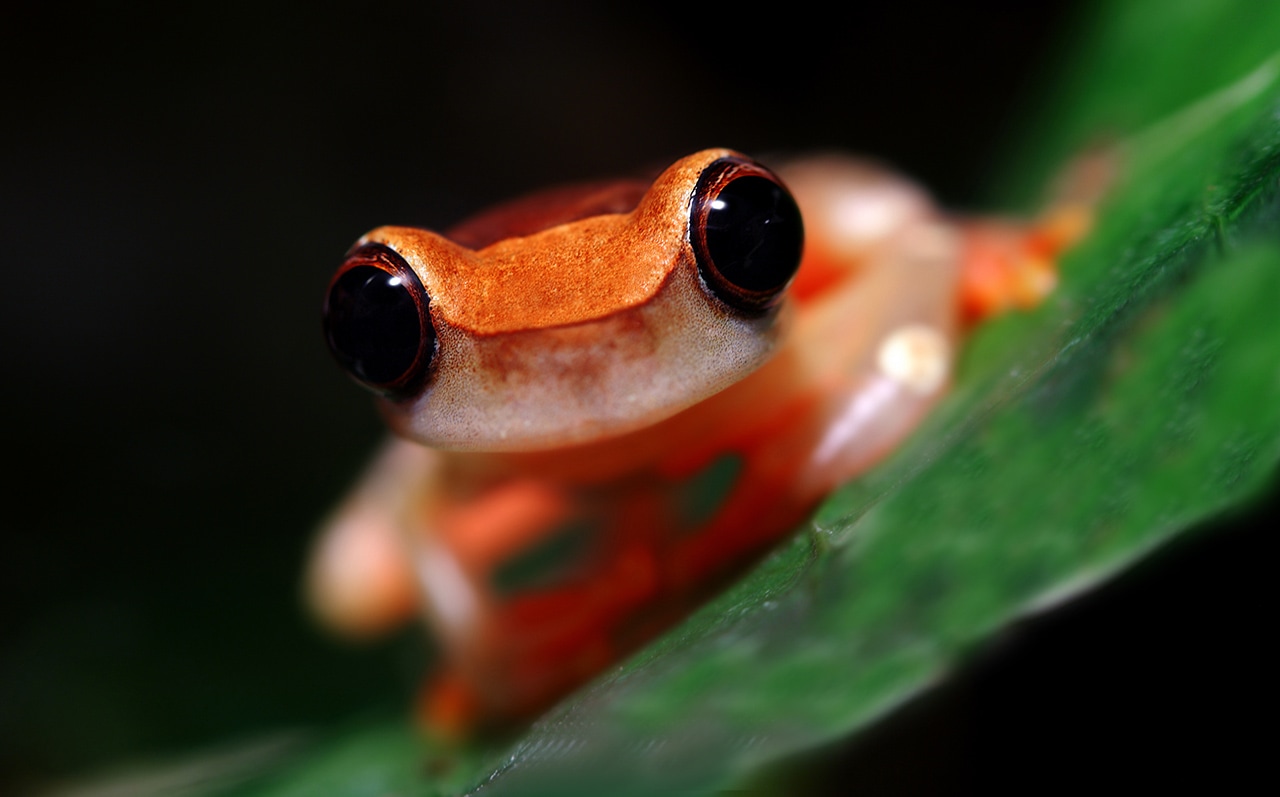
(322, 243, 435, 397)
(690, 157, 804, 313)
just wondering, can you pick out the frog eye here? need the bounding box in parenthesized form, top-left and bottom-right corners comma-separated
(690, 157, 804, 313)
(322, 243, 435, 397)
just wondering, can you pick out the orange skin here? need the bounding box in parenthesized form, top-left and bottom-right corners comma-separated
(309, 150, 1081, 736)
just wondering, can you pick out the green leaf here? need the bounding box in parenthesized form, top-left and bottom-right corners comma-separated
(246, 3, 1280, 795)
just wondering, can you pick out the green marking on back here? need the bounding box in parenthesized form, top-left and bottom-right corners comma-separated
(490, 518, 597, 598)
(675, 453, 744, 530)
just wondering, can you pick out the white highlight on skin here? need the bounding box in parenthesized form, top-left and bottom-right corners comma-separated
(414, 538, 479, 640)
(809, 375, 901, 469)
(828, 186, 922, 243)
(806, 327, 953, 482)
(782, 159, 934, 263)
(877, 324, 952, 395)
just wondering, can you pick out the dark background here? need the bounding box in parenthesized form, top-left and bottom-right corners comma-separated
(1, 2, 1270, 794)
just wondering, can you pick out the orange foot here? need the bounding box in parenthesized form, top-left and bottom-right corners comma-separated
(959, 146, 1116, 324)
(417, 670, 485, 742)
(958, 201, 1092, 325)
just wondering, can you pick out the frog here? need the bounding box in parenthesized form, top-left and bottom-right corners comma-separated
(309, 148, 1087, 735)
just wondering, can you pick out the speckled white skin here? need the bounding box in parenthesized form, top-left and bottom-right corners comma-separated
(378, 259, 783, 452)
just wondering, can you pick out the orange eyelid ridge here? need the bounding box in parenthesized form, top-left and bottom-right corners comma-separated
(361, 149, 739, 337)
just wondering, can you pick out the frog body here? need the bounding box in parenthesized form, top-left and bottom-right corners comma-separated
(311, 149, 1075, 731)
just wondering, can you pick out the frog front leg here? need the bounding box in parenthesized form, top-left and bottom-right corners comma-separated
(306, 438, 436, 638)
(308, 442, 627, 735)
